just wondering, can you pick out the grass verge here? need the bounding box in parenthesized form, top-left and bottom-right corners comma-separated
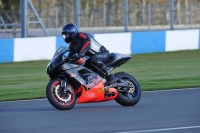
(0, 50, 200, 101)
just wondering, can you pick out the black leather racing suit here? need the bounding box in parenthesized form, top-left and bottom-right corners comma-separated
(68, 32, 110, 75)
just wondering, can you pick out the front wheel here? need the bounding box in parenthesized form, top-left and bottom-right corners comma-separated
(46, 79, 77, 110)
(114, 72, 141, 106)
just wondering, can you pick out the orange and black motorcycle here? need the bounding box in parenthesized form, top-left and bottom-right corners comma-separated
(46, 46, 141, 110)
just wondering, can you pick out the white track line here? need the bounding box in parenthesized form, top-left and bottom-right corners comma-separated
(115, 125, 200, 133)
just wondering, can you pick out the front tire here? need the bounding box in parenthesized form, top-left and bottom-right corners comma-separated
(46, 79, 77, 110)
(114, 72, 141, 106)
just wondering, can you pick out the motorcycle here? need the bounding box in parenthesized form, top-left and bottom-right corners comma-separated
(46, 46, 141, 110)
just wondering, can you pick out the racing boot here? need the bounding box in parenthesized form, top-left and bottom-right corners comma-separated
(94, 60, 117, 85)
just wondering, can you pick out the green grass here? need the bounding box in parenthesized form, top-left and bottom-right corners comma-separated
(0, 50, 200, 101)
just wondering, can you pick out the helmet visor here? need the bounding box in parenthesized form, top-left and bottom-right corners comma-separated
(62, 33, 70, 40)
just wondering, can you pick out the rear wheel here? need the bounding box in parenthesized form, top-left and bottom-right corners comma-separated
(46, 79, 77, 110)
(114, 72, 141, 106)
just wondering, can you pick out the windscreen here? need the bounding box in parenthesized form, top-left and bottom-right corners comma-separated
(53, 46, 68, 58)
(90, 37, 102, 53)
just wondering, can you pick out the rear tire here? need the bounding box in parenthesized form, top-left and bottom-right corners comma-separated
(46, 79, 77, 110)
(114, 72, 141, 106)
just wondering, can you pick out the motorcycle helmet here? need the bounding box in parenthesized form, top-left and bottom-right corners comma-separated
(61, 23, 78, 43)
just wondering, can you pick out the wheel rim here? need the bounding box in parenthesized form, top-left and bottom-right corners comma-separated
(120, 77, 139, 99)
(127, 81, 135, 93)
(51, 81, 75, 106)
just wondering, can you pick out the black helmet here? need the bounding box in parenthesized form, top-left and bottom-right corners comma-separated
(61, 23, 78, 43)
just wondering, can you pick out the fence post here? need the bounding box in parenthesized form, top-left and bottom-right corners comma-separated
(75, 0, 80, 28)
(20, 0, 27, 38)
(124, 0, 128, 32)
(170, 0, 174, 30)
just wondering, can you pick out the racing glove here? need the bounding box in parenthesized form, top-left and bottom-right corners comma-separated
(70, 53, 84, 61)
(70, 54, 81, 60)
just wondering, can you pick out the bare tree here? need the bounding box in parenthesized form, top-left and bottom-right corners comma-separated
(142, 0, 146, 25)
(176, 0, 182, 24)
(185, 0, 189, 24)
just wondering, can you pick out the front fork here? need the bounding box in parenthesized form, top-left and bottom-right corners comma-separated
(60, 77, 70, 94)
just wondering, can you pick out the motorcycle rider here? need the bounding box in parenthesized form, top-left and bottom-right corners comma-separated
(61, 23, 117, 85)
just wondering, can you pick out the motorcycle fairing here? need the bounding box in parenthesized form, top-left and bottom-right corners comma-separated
(77, 80, 118, 103)
(65, 68, 87, 87)
(47, 46, 69, 75)
(82, 73, 102, 90)
(61, 63, 79, 70)
(62, 65, 100, 90)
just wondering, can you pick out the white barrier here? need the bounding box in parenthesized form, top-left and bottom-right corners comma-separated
(0, 29, 199, 63)
(94, 32, 132, 54)
(166, 29, 199, 51)
(14, 37, 56, 62)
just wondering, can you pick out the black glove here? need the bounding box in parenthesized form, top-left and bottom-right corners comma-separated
(70, 54, 81, 60)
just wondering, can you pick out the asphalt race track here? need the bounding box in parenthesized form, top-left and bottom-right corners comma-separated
(0, 88, 200, 133)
